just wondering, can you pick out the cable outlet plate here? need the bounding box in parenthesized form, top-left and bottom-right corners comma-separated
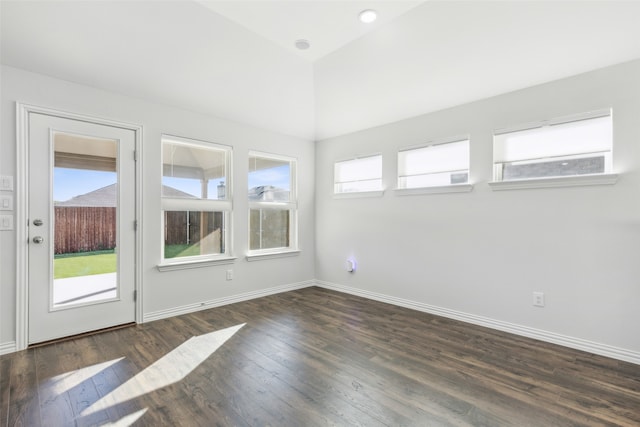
(533, 291, 545, 307)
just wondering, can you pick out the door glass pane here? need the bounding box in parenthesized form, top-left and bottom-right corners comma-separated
(53, 132, 118, 308)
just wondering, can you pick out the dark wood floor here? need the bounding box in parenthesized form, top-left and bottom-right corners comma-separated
(2, 287, 640, 426)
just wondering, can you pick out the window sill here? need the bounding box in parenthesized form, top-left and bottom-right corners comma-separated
(333, 190, 384, 199)
(246, 250, 301, 262)
(394, 184, 473, 196)
(157, 256, 237, 272)
(488, 173, 618, 191)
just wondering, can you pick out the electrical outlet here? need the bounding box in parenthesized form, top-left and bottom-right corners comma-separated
(533, 292, 545, 307)
(226, 269, 233, 281)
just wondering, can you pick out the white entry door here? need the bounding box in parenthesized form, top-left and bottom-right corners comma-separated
(28, 112, 136, 344)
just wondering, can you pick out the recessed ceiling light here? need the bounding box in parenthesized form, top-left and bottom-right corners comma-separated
(295, 39, 310, 50)
(359, 9, 377, 24)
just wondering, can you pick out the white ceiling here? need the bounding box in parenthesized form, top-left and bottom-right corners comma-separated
(197, 1, 424, 61)
(1, 0, 315, 139)
(2, 1, 640, 141)
(314, 0, 640, 139)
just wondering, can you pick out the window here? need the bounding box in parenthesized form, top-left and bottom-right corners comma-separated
(493, 110, 612, 182)
(334, 154, 382, 194)
(398, 138, 469, 189)
(248, 151, 297, 255)
(161, 135, 232, 264)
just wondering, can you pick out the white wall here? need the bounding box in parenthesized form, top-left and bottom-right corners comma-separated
(315, 59, 640, 360)
(3, 59, 640, 362)
(0, 66, 315, 347)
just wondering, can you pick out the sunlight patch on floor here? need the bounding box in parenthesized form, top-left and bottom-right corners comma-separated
(102, 408, 148, 426)
(80, 323, 246, 417)
(44, 357, 125, 395)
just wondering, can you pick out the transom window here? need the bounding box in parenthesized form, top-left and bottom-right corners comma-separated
(493, 109, 612, 181)
(398, 138, 470, 189)
(248, 151, 297, 254)
(161, 135, 232, 263)
(334, 154, 382, 194)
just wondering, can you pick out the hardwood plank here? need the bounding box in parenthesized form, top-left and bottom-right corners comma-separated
(6, 350, 41, 427)
(234, 309, 456, 424)
(92, 325, 208, 426)
(3, 286, 640, 426)
(52, 339, 110, 427)
(34, 343, 76, 427)
(1, 354, 13, 426)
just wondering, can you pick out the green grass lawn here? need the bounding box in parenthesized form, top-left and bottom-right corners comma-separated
(164, 243, 202, 259)
(54, 246, 202, 279)
(54, 250, 117, 279)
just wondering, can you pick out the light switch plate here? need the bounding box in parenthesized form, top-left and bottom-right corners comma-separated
(0, 214, 13, 230)
(0, 176, 13, 191)
(0, 194, 13, 210)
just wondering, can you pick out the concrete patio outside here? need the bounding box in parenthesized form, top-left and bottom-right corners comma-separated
(53, 272, 117, 307)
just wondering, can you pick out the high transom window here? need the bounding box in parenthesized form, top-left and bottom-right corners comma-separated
(398, 138, 470, 189)
(334, 155, 382, 194)
(493, 110, 612, 181)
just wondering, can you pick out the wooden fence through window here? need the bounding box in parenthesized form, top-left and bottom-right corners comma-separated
(54, 207, 116, 254)
(54, 207, 225, 255)
(164, 211, 224, 246)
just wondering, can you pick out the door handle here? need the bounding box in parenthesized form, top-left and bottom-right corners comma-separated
(32, 236, 44, 244)
(33, 219, 43, 226)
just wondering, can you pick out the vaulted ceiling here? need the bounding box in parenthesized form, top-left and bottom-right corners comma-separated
(2, 1, 640, 141)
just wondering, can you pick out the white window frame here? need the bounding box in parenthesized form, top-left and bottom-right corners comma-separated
(489, 109, 618, 190)
(246, 151, 299, 260)
(333, 154, 384, 198)
(395, 135, 473, 196)
(158, 134, 235, 271)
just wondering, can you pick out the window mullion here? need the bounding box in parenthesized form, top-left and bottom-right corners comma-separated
(162, 198, 232, 211)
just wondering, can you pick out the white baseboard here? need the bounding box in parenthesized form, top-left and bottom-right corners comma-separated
(0, 341, 17, 355)
(143, 280, 315, 323)
(7, 279, 638, 366)
(315, 280, 640, 366)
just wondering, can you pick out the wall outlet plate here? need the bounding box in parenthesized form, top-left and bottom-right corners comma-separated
(533, 291, 545, 307)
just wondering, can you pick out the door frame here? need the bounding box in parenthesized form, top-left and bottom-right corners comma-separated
(15, 103, 144, 351)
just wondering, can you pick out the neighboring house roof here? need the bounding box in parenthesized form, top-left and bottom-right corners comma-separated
(162, 185, 198, 199)
(55, 184, 118, 207)
(55, 184, 194, 207)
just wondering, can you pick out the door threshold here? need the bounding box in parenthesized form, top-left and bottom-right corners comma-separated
(28, 322, 136, 348)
